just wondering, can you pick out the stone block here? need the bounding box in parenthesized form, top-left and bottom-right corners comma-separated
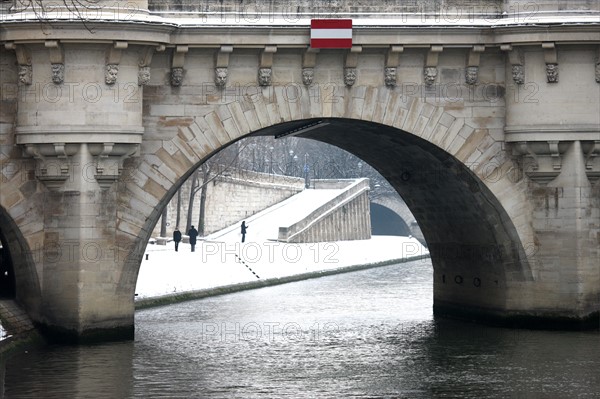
(203, 112, 231, 145)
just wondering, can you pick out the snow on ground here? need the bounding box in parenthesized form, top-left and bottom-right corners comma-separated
(136, 186, 429, 300)
(135, 236, 429, 299)
(206, 188, 347, 242)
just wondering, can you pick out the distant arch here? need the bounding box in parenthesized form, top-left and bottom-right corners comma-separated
(370, 203, 411, 237)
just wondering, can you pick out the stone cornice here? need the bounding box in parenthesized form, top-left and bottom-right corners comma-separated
(1, 19, 598, 48)
(0, 21, 175, 45)
(15, 126, 144, 145)
(505, 125, 600, 142)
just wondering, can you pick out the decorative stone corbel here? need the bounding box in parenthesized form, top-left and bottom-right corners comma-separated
(105, 41, 127, 85)
(95, 143, 116, 188)
(171, 45, 188, 87)
(424, 45, 443, 87)
(91, 142, 140, 189)
(6, 43, 33, 86)
(138, 44, 163, 86)
(258, 45, 277, 86)
(512, 141, 565, 184)
(53, 143, 67, 158)
(501, 45, 525, 85)
(24, 143, 70, 190)
(584, 140, 600, 182)
(384, 46, 403, 88)
(465, 45, 485, 85)
(302, 48, 318, 86)
(45, 40, 64, 85)
(547, 140, 561, 170)
(344, 45, 362, 87)
(500, 44, 525, 85)
(513, 142, 539, 169)
(214, 45, 233, 88)
(585, 141, 600, 170)
(583, 140, 600, 182)
(542, 42, 558, 83)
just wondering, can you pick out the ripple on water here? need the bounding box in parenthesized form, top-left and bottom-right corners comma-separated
(3, 260, 600, 398)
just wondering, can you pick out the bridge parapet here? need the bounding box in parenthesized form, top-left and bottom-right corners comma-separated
(146, 0, 599, 21)
(3, 1, 600, 21)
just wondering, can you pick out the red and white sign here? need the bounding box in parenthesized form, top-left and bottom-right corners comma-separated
(310, 19, 352, 49)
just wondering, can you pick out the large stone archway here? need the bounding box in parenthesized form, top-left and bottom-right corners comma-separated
(1, 1, 598, 341)
(112, 91, 537, 335)
(1, 86, 592, 341)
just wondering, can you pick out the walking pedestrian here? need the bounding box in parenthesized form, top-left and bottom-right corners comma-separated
(240, 221, 248, 243)
(173, 227, 182, 252)
(188, 225, 198, 252)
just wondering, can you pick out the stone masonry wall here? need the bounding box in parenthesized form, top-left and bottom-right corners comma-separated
(149, 0, 504, 15)
(1, 3, 598, 339)
(152, 169, 304, 237)
(148, 0, 599, 16)
(279, 179, 372, 243)
(204, 170, 305, 234)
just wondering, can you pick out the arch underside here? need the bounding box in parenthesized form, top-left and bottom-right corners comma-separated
(122, 116, 532, 323)
(259, 118, 532, 314)
(0, 206, 41, 316)
(261, 120, 528, 264)
(370, 203, 412, 237)
(0, 227, 16, 298)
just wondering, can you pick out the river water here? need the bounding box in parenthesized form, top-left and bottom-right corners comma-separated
(2, 259, 600, 398)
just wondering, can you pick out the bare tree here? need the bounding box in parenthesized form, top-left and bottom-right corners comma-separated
(169, 135, 397, 238)
(215, 135, 393, 195)
(197, 163, 209, 236)
(159, 205, 167, 237)
(178, 142, 249, 236)
(175, 189, 182, 229)
(190, 143, 248, 236)
(185, 169, 199, 233)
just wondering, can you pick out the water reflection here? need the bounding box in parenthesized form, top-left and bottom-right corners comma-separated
(1, 358, 5, 399)
(5, 342, 133, 398)
(3, 260, 600, 398)
(413, 319, 600, 398)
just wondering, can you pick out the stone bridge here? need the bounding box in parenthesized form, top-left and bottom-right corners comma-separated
(0, 0, 598, 342)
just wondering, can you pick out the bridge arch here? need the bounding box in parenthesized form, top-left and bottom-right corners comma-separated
(370, 203, 412, 237)
(0, 224, 16, 299)
(0, 86, 544, 340)
(0, 0, 597, 343)
(370, 193, 425, 243)
(113, 90, 535, 330)
(0, 205, 40, 314)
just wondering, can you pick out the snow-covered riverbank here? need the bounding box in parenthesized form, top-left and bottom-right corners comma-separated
(135, 236, 430, 306)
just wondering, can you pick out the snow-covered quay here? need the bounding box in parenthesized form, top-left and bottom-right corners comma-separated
(135, 236, 430, 307)
(136, 178, 429, 307)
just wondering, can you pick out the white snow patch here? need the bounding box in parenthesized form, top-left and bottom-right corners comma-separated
(206, 188, 347, 242)
(135, 235, 429, 299)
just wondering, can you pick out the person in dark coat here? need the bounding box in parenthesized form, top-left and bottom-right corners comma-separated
(173, 227, 182, 252)
(240, 221, 248, 243)
(188, 225, 198, 252)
